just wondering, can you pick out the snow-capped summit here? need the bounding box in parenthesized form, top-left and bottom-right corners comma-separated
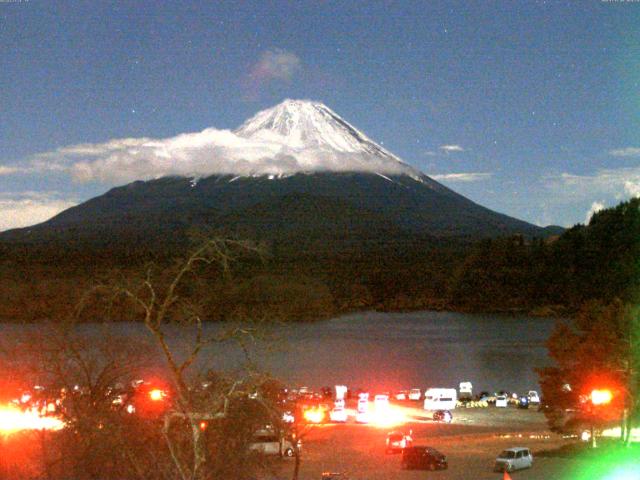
(58, 99, 424, 184)
(3, 101, 549, 243)
(237, 99, 383, 153)
(234, 99, 421, 178)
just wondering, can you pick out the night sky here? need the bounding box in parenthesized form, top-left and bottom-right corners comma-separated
(1, 0, 639, 230)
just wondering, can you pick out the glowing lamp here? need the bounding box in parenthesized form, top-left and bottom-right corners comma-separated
(303, 408, 325, 424)
(591, 389, 612, 406)
(149, 389, 164, 401)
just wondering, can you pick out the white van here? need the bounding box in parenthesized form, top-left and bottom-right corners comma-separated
(494, 447, 533, 472)
(249, 430, 296, 457)
(423, 388, 457, 411)
(459, 382, 473, 400)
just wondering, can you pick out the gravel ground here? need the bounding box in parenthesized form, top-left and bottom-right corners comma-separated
(270, 404, 592, 480)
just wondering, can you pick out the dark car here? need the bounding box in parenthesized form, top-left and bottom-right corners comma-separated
(518, 396, 529, 409)
(401, 446, 448, 471)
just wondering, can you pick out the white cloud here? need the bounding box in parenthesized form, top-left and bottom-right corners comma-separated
(439, 144, 465, 152)
(250, 49, 301, 82)
(609, 147, 640, 157)
(584, 201, 605, 225)
(546, 167, 640, 200)
(243, 49, 302, 100)
(430, 172, 492, 182)
(623, 180, 640, 197)
(0, 192, 77, 232)
(15, 124, 418, 185)
(0, 166, 20, 175)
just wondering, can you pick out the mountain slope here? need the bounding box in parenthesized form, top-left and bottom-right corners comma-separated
(1, 99, 551, 250)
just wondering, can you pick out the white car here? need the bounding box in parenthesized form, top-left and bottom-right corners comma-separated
(528, 390, 540, 404)
(408, 389, 421, 401)
(494, 447, 533, 472)
(356, 397, 370, 423)
(249, 430, 297, 457)
(374, 394, 389, 410)
(395, 390, 408, 401)
(330, 407, 348, 423)
(423, 388, 457, 411)
(495, 395, 508, 408)
(355, 411, 370, 423)
(282, 411, 295, 423)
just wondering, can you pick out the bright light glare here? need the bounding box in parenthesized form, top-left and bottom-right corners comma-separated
(370, 405, 406, 428)
(591, 389, 612, 405)
(600, 465, 640, 480)
(0, 405, 64, 434)
(149, 389, 164, 401)
(303, 408, 325, 424)
(601, 427, 640, 442)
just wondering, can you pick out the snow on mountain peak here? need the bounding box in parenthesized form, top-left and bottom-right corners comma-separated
(237, 99, 388, 153)
(236, 99, 359, 151)
(233, 98, 420, 177)
(47, 99, 423, 184)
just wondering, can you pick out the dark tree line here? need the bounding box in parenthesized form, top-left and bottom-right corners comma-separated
(1, 198, 639, 322)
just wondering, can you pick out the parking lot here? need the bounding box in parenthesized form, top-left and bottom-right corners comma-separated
(271, 404, 595, 480)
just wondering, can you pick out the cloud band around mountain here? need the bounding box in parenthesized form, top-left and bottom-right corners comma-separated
(11, 127, 417, 185)
(430, 172, 492, 182)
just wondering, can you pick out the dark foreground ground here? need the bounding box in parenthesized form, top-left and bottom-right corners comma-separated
(1, 405, 636, 479)
(273, 405, 638, 480)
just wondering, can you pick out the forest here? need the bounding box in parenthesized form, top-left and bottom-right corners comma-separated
(0, 197, 638, 323)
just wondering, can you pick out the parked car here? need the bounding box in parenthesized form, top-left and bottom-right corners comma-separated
(408, 388, 421, 401)
(385, 431, 413, 453)
(394, 390, 408, 401)
(495, 395, 508, 408)
(518, 396, 529, 409)
(423, 388, 457, 411)
(459, 381, 473, 401)
(356, 394, 370, 423)
(249, 430, 297, 457)
(401, 446, 448, 470)
(282, 410, 295, 423)
(528, 390, 541, 404)
(433, 409, 453, 423)
(494, 447, 533, 472)
(329, 406, 348, 423)
(374, 394, 390, 410)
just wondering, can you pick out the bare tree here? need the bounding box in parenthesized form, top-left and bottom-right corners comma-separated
(0, 238, 293, 480)
(88, 238, 282, 480)
(0, 322, 160, 480)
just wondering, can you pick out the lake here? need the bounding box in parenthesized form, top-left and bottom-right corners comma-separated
(0, 310, 558, 395)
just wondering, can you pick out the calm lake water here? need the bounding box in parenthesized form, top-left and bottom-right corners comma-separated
(1, 311, 558, 395)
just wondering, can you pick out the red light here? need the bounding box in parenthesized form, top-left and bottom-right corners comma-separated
(199, 421, 207, 431)
(591, 389, 612, 405)
(149, 389, 164, 401)
(0, 405, 64, 434)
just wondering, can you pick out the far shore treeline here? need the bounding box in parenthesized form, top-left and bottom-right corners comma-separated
(0, 197, 638, 324)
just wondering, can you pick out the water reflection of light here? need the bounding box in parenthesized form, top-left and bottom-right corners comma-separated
(0, 405, 64, 434)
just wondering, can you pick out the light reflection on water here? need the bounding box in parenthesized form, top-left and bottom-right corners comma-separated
(0, 311, 557, 394)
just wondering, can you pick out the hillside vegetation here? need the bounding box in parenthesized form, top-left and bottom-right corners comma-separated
(1, 198, 638, 323)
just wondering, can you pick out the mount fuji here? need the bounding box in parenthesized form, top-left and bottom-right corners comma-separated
(2, 100, 556, 251)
